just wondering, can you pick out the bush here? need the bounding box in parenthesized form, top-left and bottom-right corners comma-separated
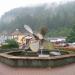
(66, 25, 75, 43)
(1, 39, 19, 49)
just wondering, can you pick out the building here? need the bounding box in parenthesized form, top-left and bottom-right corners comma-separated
(11, 29, 25, 44)
(47, 37, 66, 43)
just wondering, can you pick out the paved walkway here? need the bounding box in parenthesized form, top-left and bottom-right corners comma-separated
(0, 63, 75, 75)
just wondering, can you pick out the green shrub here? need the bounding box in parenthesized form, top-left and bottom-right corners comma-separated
(1, 39, 19, 49)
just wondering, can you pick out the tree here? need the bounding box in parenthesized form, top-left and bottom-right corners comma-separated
(66, 25, 75, 43)
(1, 39, 19, 49)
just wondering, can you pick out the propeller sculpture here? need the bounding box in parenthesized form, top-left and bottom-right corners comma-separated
(24, 25, 33, 34)
(24, 25, 41, 40)
(24, 25, 62, 56)
(24, 25, 43, 52)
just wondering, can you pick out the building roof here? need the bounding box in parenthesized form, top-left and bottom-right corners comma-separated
(11, 29, 24, 35)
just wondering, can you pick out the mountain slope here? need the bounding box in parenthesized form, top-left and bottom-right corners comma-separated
(0, 2, 75, 36)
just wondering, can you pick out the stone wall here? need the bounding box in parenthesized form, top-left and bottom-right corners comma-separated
(0, 53, 75, 67)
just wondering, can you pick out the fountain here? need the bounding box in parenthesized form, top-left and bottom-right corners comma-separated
(0, 25, 75, 67)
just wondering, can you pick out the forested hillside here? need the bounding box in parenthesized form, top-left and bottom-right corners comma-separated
(0, 1, 75, 36)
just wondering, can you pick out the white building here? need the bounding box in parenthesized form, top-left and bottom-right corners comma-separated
(47, 37, 66, 43)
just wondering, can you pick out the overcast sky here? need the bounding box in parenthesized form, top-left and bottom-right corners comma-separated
(0, 0, 74, 17)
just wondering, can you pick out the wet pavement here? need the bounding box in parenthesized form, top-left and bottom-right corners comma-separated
(0, 62, 75, 75)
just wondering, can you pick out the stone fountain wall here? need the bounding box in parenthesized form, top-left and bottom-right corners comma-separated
(0, 52, 75, 67)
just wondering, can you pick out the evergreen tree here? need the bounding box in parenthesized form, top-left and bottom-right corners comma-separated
(66, 25, 75, 43)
